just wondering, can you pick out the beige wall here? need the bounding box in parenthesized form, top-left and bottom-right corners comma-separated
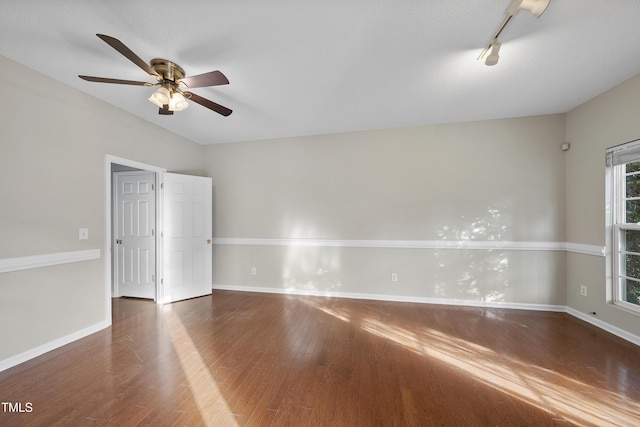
(3, 48, 639, 366)
(204, 115, 567, 305)
(0, 56, 204, 361)
(565, 73, 640, 337)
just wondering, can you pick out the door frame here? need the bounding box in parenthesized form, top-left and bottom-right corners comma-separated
(104, 156, 166, 323)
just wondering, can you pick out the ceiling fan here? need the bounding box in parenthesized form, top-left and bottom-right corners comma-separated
(79, 34, 232, 116)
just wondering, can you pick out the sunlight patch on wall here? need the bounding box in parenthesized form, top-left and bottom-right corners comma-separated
(435, 204, 511, 302)
(281, 221, 343, 294)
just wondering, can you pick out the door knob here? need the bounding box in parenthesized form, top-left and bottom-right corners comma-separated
(116, 239, 122, 244)
(206, 239, 211, 244)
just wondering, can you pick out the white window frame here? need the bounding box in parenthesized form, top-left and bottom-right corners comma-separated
(607, 139, 640, 314)
(612, 224, 640, 312)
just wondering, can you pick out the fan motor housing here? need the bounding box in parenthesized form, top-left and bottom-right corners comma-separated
(150, 58, 185, 82)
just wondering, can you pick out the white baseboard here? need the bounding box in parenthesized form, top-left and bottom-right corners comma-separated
(212, 284, 566, 312)
(565, 307, 640, 347)
(0, 320, 111, 372)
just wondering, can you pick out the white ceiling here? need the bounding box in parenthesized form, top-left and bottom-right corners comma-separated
(2, 0, 640, 145)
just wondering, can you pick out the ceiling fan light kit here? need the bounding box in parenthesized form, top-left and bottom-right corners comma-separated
(146, 60, 189, 112)
(479, 0, 550, 66)
(148, 85, 170, 107)
(170, 92, 189, 111)
(79, 34, 232, 116)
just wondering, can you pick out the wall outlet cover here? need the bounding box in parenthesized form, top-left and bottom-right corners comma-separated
(79, 228, 89, 240)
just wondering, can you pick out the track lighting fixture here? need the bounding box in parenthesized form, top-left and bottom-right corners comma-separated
(507, 0, 551, 18)
(485, 40, 502, 66)
(478, 0, 550, 66)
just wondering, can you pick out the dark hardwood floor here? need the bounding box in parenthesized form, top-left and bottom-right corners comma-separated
(1, 291, 640, 426)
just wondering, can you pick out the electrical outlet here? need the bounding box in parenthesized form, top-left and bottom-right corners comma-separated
(251, 267, 257, 276)
(79, 228, 89, 240)
(391, 273, 398, 282)
(580, 285, 587, 296)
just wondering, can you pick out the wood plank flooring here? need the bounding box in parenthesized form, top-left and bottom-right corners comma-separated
(1, 290, 640, 426)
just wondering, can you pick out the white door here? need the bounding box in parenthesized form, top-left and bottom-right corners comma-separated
(114, 171, 156, 299)
(160, 173, 212, 303)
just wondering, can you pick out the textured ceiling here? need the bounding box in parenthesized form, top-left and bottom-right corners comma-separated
(2, 0, 640, 145)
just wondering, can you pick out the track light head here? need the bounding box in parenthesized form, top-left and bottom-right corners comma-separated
(478, 0, 550, 65)
(485, 40, 502, 66)
(506, 0, 550, 18)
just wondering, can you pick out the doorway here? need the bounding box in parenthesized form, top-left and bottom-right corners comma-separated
(113, 170, 156, 299)
(108, 159, 164, 302)
(104, 155, 214, 321)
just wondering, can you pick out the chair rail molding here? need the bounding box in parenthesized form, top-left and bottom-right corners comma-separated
(212, 238, 604, 256)
(0, 249, 101, 274)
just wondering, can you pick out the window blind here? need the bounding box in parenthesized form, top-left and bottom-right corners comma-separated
(606, 139, 640, 166)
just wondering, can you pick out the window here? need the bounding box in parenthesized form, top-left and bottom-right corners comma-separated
(607, 140, 640, 313)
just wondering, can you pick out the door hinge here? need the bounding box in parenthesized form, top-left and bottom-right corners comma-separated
(152, 184, 154, 191)
(152, 274, 155, 282)
(151, 229, 155, 237)
(160, 183, 164, 190)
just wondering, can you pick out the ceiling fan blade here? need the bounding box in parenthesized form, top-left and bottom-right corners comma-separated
(78, 75, 153, 86)
(96, 34, 159, 78)
(185, 92, 232, 116)
(178, 71, 229, 88)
